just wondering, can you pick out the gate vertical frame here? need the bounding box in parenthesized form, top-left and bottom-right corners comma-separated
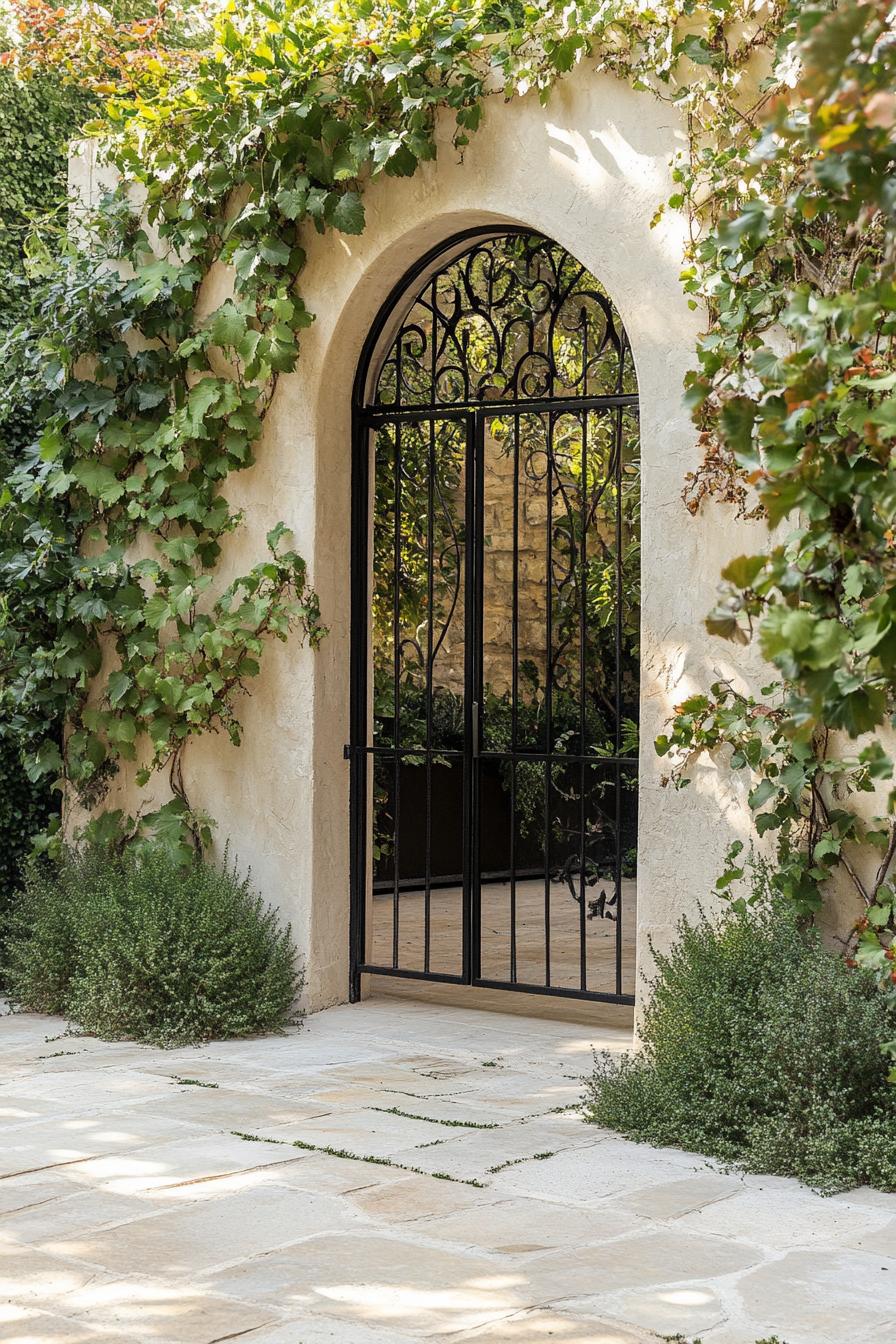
(348, 410, 370, 1003)
(348, 228, 639, 1007)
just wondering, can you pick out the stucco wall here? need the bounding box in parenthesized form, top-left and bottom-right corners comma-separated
(70, 63, 776, 1017)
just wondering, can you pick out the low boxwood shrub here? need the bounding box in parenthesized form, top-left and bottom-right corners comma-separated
(3, 841, 301, 1046)
(585, 869, 896, 1193)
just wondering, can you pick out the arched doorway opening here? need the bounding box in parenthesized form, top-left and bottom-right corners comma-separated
(349, 228, 640, 1005)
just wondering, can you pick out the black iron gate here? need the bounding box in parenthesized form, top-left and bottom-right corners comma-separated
(349, 229, 640, 1005)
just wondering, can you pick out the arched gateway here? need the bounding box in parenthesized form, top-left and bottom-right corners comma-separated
(349, 228, 640, 1005)
(71, 65, 728, 1018)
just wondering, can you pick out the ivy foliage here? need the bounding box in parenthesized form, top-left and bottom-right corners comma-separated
(658, 0, 896, 1005)
(0, 72, 91, 336)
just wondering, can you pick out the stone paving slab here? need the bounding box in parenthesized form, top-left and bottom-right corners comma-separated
(453, 1308, 655, 1341)
(593, 1281, 729, 1339)
(677, 1184, 895, 1249)
(489, 1136, 707, 1203)
(1, 997, 895, 1344)
(50, 1184, 361, 1277)
(229, 1319, 404, 1344)
(203, 1229, 538, 1336)
(62, 1277, 277, 1342)
(58, 1132, 315, 1198)
(731, 1248, 896, 1342)
(261, 1105, 465, 1157)
(604, 1172, 743, 1222)
(346, 1173, 503, 1224)
(0, 1305, 136, 1343)
(135, 1085, 334, 1132)
(411, 1195, 652, 1254)
(0, 1189, 149, 1247)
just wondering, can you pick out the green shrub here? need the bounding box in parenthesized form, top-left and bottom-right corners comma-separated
(585, 870, 896, 1193)
(3, 841, 301, 1045)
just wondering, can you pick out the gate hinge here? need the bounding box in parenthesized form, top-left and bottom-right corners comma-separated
(343, 743, 352, 761)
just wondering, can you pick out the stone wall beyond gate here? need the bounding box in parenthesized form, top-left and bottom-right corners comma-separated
(70, 62, 775, 1019)
(409, 422, 574, 701)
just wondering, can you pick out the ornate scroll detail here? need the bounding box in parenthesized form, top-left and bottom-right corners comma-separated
(375, 232, 635, 408)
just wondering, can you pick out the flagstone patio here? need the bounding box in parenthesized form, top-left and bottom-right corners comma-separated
(1, 997, 894, 1344)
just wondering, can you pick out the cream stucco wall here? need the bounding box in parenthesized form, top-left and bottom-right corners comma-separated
(70, 63, 775, 1018)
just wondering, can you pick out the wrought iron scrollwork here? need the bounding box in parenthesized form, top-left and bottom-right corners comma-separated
(375, 233, 636, 409)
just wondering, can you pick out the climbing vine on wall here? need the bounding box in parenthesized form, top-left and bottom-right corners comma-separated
(0, 0, 498, 857)
(656, 1, 896, 1013)
(2, 0, 895, 1012)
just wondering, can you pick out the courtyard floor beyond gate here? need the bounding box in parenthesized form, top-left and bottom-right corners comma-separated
(1, 998, 895, 1344)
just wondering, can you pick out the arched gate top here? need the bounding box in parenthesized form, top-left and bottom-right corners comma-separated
(354, 227, 638, 413)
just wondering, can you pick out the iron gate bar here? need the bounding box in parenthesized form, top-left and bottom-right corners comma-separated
(360, 746, 638, 762)
(362, 746, 465, 757)
(472, 408, 486, 987)
(359, 964, 467, 985)
(359, 394, 639, 425)
(462, 409, 476, 987)
(424, 416, 434, 973)
(510, 412, 520, 984)
(544, 409, 554, 988)
(374, 867, 549, 893)
(579, 407, 589, 992)
(354, 963, 634, 1007)
(350, 228, 639, 1005)
(348, 389, 368, 1004)
(360, 745, 638, 763)
(391, 417, 402, 970)
(615, 404, 625, 997)
(474, 977, 635, 1007)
